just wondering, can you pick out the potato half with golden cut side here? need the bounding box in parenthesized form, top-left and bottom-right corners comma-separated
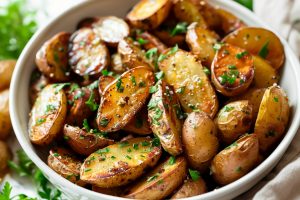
(215, 100, 253, 144)
(211, 43, 254, 97)
(137, 31, 167, 53)
(123, 106, 152, 135)
(48, 148, 85, 186)
(29, 84, 67, 145)
(68, 28, 110, 77)
(124, 156, 187, 200)
(148, 80, 183, 156)
(80, 137, 162, 188)
(153, 29, 186, 48)
(0, 89, 12, 140)
(254, 85, 290, 153)
(186, 22, 220, 66)
(173, 0, 207, 28)
(92, 16, 130, 47)
(159, 49, 218, 118)
(111, 53, 126, 74)
(211, 134, 259, 185)
(98, 75, 115, 95)
(182, 111, 219, 172)
(35, 32, 71, 82)
(252, 56, 279, 88)
(126, 0, 172, 30)
(97, 66, 154, 132)
(63, 124, 114, 156)
(0, 60, 16, 91)
(215, 8, 245, 35)
(223, 27, 285, 69)
(118, 37, 153, 70)
(171, 177, 207, 199)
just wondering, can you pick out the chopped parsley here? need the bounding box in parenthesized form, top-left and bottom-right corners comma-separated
(189, 169, 200, 181)
(53, 83, 71, 93)
(224, 106, 234, 112)
(141, 141, 150, 146)
(130, 75, 137, 86)
(147, 174, 159, 182)
(236, 51, 248, 59)
(152, 137, 160, 147)
(155, 71, 164, 81)
(74, 90, 85, 100)
(126, 155, 132, 160)
(84, 168, 91, 172)
(173, 104, 186, 120)
(169, 156, 176, 165)
(85, 92, 99, 111)
(137, 38, 148, 45)
(99, 117, 110, 127)
(116, 77, 124, 93)
(45, 104, 56, 113)
(145, 48, 158, 60)
(133, 143, 139, 150)
(36, 118, 46, 126)
(168, 44, 179, 55)
(83, 119, 90, 131)
(213, 43, 224, 51)
(258, 41, 269, 59)
(119, 141, 129, 148)
(97, 148, 110, 154)
(150, 85, 158, 94)
(203, 67, 211, 76)
(139, 81, 146, 87)
(273, 97, 279, 102)
(170, 22, 188, 36)
(176, 86, 185, 94)
(101, 69, 114, 76)
(225, 141, 238, 150)
(69, 83, 79, 93)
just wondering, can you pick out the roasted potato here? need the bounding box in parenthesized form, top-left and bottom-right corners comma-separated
(211, 43, 254, 97)
(97, 66, 154, 132)
(254, 85, 290, 152)
(182, 111, 219, 172)
(123, 106, 152, 135)
(98, 75, 115, 95)
(77, 17, 99, 29)
(159, 49, 218, 118)
(80, 137, 162, 188)
(186, 22, 219, 66)
(153, 29, 186, 47)
(28, 84, 67, 145)
(173, 0, 207, 28)
(148, 80, 183, 156)
(252, 56, 279, 88)
(215, 8, 245, 35)
(69, 28, 110, 77)
(126, 0, 172, 30)
(215, 101, 253, 144)
(29, 71, 50, 105)
(211, 134, 259, 185)
(93, 185, 125, 196)
(63, 124, 114, 156)
(0, 89, 12, 140)
(48, 147, 85, 186)
(0, 60, 16, 91)
(0, 141, 11, 177)
(124, 156, 187, 199)
(171, 178, 207, 199)
(93, 16, 130, 47)
(223, 27, 285, 69)
(111, 53, 126, 74)
(35, 32, 71, 82)
(137, 31, 167, 53)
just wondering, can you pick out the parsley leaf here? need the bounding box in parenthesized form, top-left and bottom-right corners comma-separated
(234, 0, 253, 10)
(170, 22, 188, 36)
(85, 92, 99, 111)
(258, 41, 269, 59)
(189, 169, 201, 181)
(145, 48, 158, 60)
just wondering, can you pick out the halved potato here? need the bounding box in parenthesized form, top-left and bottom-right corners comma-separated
(111, 53, 126, 74)
(0, 89, 12, 140)
(173, 0, 207, 28)
(223, 27, 285, 69)
(35, 32, 71, 82)
(137, 31, 167, 53)
(77, 17, 99, 29)
(118, 37, 152, 70)
(254, 85, 290, 152)
(159, 49, 218, 118)
(182, 111, 219, 172)
(93, 16, 130, 47)
(92, 185, 125, 196)
(211, 43, 254, 97)
(153, 30, 186, 47)
(215, 101, 253, 144)
(0, 60, 16, 91)
(29, 70, 50, 105)
(148, 80, 183, 156)
(126, 0, 172, 30)
(69, 28, 110, 77)
(211, 134, 259, 185)
(215, 8, 245, 35)
(48, 147, 85, 186)
(97, 66, 155, 132)
(252, 56, 279, 88)
(80, 137, 162, 188)
(0, 141, 11, 177)
(186, 22, 219, 66)
(98, 75, 115, 95)
(171, 178, 207, 199)
(123, 106, 152, 135)
(63, 124, 114, 156)
(124, 156, 187, 199)
(29, 84, 67, 145)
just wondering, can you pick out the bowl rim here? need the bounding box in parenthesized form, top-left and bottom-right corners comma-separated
(9, 0, 300, 199)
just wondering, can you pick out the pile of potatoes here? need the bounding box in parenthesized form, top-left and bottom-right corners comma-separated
(28, 0, 290, 199)
(0, 60, 15, 181)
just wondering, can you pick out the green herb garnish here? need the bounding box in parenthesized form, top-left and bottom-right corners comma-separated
(99, 117, 110, 127)
(169, 156, 176, 165)
(189, 169, 201, 181)
(258, 41, 269, 59)
(170, 22, 188, 36)
(85, 92, 99, 111)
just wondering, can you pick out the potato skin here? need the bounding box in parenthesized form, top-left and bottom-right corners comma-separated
(0, 141, 11, 177)
(92, 185, 125, 196)
(35, 32, 71, 82)
(97, 66, 155, 132)
(182, 111, 219, 172)
(254, 85, 290, 153)
(148, 80, 183, 156)
(0, 89, 12, 140)
(159, 49, 218, 118)
(211, 43, 254, 97)
(29, 71, 50, 105)
(63, 125, 114, 156)
(171, 178, 207, 199)
(98, 75, 115, 95)
(29, 84, 67, 145)
(223, 27, 285, 69)
(153, 30, 186, 47)
(0, 60, 16, 91)
(137, 31, 167, 53)
(48, 148, 85, 186)
(124, 156, 187, 200)
(126, 0, 172, 30)
(211, 134, 259, 185)
(80, 137, 162, 188)
(68, 28, 110, 77)
(215, 8, 245, 35)
(111, 53, 126, 74)
(215, 101, 253, 144)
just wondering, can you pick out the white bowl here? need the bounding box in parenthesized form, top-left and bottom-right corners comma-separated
(10, 0, 300, 199)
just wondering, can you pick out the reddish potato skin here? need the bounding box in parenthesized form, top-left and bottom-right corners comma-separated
(76, 17, 99, 29)
(171, 178, 207, 199)
(137, 31, 167, 53)
(98, 75, 115, 95)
